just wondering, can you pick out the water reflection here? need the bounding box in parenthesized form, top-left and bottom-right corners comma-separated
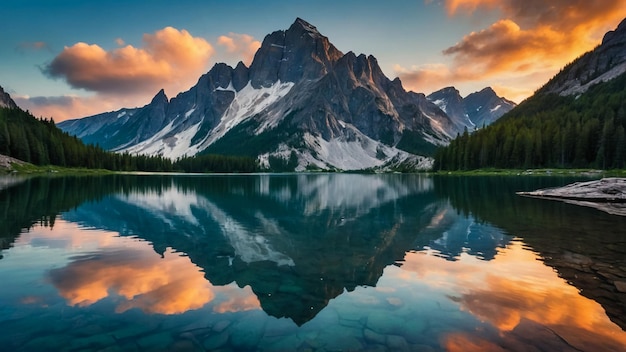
(387, 242, 626, 351)
(17, 220, 261, 315)
(0, 174, 625, 351)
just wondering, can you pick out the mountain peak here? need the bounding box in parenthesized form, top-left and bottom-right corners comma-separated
(290, 17, 320, 35)
(248, 17, 343, 87)
(151, 89, 168, 105)
(0, 85, 18, 109)
(478, 86, 496, 95)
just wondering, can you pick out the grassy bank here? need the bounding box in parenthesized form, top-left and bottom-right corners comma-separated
(4, 162, 115, 176)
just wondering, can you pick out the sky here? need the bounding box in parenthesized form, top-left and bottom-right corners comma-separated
(1, 0, 625, 122)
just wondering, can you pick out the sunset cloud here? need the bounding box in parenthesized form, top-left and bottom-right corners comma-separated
(400, 0, 626, 100)
(217, 33, 261, 66)
(26, 28, 264, 122)
(43, 27, 214, 95)
(14, 94, 145, 121)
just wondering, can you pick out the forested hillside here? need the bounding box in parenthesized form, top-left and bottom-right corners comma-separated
(433, 73, 626, 171)
(0, 107, 173, 171)
(0, 107, 259, 172)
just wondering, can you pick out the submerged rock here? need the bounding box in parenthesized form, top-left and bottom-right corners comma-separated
(517, 178, 626, 216)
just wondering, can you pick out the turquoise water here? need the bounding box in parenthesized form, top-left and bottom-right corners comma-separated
(0, 174, 625, 351)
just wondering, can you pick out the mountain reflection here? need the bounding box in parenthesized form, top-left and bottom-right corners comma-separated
(55, 174, 442, 324)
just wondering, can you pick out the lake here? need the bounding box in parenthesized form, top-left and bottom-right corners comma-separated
(1, 173, 625, 351)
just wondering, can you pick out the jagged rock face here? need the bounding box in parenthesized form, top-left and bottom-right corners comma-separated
(0, 86, 18, 109)
(58, 18, 460, 170)
(427, 86, 516, 134)
(249, 18, 343, 88)
(540, 17, 626, 96)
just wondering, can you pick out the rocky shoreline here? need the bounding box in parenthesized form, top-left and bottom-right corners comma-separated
(0, 154, 24, 171)
(517, 178, 626, 216)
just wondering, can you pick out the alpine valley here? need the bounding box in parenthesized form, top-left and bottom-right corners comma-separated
(57, 18, 514, 171)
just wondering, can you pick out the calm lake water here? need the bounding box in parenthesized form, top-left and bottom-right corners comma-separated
(1, 174, 625, 351)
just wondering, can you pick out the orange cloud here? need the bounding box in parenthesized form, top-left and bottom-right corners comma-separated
(401, 0, 626, 99)
(44, 27, 214, 95)
(217, 33, 261, 66)
(14, 95, 119, 122)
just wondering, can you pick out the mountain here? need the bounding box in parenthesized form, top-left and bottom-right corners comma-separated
(434, 17, 626, 171)
(427, 86, 516, 134)
(59, 18, 460, 171)
(0, 86, 18, 109)
(0, 90, 174, 171)
(540, 17, 626, 96)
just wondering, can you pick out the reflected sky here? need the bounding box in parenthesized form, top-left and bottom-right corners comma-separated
(7, 220, 260, 316)
(389, 242, 626, 351)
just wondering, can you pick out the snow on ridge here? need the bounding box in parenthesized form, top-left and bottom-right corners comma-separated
(432, 99, 448, 113)
(202, 80, 295, 148)
(120, 80, 294, 159)
(117, 111, 127, 118)
(490, 104, 501, 113)
(185, 108, 196, 118)
(300, 123, 425, 170)
(121, 121, 203, 159)
(215, 81, 235, 92)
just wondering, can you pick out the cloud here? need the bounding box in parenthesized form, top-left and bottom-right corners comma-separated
(217, 33, 261, 66)
(26, 28, 262, 122)
(14, 94, 141, 122)
(15, 41, 51, 53)
(43, 27, 214, 95)
(402, 0, 626, 99)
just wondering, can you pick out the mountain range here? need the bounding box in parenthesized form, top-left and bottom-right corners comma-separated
(434, 17, 626, 171)
(427, 86, 515, 134)
(57, 18, 514, 171)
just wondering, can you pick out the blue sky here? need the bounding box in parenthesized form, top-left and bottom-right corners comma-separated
(1, 0, 624, 121)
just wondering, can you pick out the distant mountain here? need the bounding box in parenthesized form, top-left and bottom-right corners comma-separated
(540, 17, 626, 96)
(435, 17, 626, 171)
(59, 18, 464, 171)
(0, 86, 18, 109)
(0, 89, 174, 171)
(427, 86, 516, 134)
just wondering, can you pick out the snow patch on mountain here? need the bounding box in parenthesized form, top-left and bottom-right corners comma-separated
(258, 123, 433, 171)
(203, 80, 294, 147)
(121, 121, 203, 158)
(432, 99, 447, 113)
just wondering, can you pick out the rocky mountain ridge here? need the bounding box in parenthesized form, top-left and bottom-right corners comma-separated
(57, 18, 461, 171)
(0, 86, 18, 109)
(427, 86, 516, 134)
(540, 17, 626, 96)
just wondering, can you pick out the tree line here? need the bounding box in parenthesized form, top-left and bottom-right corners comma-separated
(0, 107, 259, 173)
(434, 73, 626, 171)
